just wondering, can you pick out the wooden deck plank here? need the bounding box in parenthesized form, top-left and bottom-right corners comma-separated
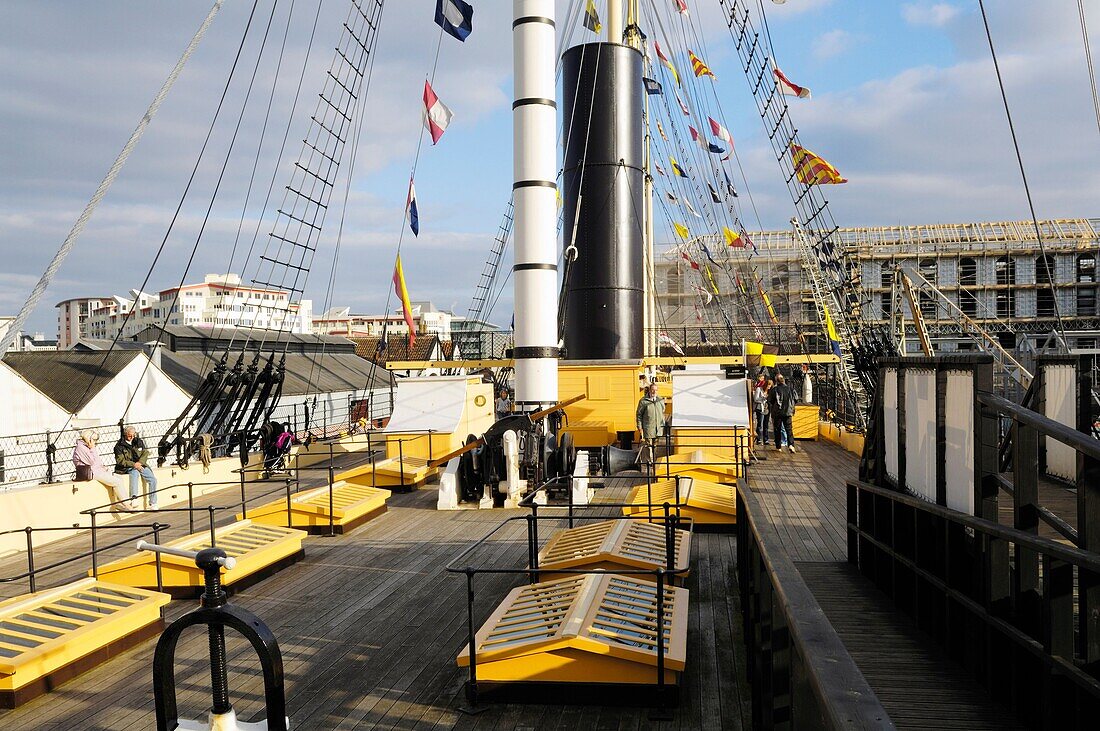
(798, 562, 1025, 730)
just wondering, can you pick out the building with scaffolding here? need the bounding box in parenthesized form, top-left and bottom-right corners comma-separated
(656, 218, 1100, 358)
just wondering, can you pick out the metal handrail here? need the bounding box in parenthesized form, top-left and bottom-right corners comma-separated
(0, 522, 169, 594)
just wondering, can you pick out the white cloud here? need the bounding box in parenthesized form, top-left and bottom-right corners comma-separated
(902, 3, 963, 28)
(812, 29, 854, 61)
(767, 0, 835, 19)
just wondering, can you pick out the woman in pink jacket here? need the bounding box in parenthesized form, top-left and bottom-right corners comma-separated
(72, 431, 128, 507)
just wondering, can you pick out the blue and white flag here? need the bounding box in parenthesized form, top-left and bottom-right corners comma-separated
(643, 77, 663, 95)
(435, 0, 473, 42)
(406, 177, 420, 236)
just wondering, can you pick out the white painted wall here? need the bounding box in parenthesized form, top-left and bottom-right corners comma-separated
(0, 362, 69, 438)
(77, 354, 192, 427)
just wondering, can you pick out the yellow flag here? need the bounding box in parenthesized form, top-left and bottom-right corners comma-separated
(673, 222, 690, 240)
(723, 227, 743, 247)
(703, 264, 720, 295)
(393, 254, 416, 347)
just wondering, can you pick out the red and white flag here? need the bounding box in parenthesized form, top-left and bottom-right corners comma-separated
(423, 80, 454, 144)
(708, 116, 734, 160)
(773, 63, 811, 99)
(674, 0, 689, 14)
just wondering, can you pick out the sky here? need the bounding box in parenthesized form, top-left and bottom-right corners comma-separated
(1, 0, 1098, 336)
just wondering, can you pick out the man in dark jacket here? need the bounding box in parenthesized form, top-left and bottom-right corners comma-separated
(767, 374, 798, 453)
(115, 426, 158, 509)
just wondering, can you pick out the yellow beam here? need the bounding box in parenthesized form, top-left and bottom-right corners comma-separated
(385, 354, 840, 370)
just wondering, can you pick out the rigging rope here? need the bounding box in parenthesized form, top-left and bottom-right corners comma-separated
(977, 0, 1069, 346)
(0, 0, 225, 357)
(1077, 0, 1100, 141)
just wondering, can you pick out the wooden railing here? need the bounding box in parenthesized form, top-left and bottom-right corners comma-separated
(737, 483, 893, 730)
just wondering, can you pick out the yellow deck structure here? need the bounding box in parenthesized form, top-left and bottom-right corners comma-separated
(336, 455, 439, 490)
(536, 519, 691, 583)
(0, 579, 169, 707)
(622, 477, 737, 527)
(457, 574, 687, 685)
(236, 480, 390, 534)
(557, 363, 646, 446)
(91, 520, 306, 597)
(792, 404, 819, 440)
(650, 450, 741, 484)
(379, 375, 495, 464)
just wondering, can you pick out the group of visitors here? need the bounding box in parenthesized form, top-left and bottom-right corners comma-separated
(752, 372, 798, 453)
(71, 426, 158, 510)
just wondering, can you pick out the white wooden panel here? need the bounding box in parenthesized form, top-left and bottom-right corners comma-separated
(671, 372, 750, 427)
(384, 376, 468, 433)
(883, 368, 899, 482)
(1043, 364, 1077, 482)
(944, 371, 975, 515)
(905, 369, 937, 503)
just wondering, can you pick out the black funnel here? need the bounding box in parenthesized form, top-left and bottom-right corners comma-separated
(561, 42, 645, 361)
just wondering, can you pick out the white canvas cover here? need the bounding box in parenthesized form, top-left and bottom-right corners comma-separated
(385, 376, 469, 433)
(671, 371, 750, 428)
(1043, 364, 1077, 482)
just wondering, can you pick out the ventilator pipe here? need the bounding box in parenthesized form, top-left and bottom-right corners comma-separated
(512, 0, 559, 409)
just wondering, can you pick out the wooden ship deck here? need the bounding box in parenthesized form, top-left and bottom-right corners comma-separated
(0, 437, 1066, 729)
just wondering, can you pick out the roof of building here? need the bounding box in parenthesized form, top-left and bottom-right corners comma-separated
(71, 339, 147, 351)
(158, 350, 392, 397)
(349, 335, 447, 365)
(2, 350, 143, 413)
(130, 325, 355, 354)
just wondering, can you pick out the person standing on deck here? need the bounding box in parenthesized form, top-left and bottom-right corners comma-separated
(495, 389, 511, 421)
(768, 374, 797, 453)
(114, 426, 158, 510)
(636, 382, 665, 465)
(752, 373, 769, 446)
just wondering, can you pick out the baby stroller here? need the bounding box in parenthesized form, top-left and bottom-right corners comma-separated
(260, 421, 294, 479)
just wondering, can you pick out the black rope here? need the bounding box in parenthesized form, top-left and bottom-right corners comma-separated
(977, 0, 1068, 346)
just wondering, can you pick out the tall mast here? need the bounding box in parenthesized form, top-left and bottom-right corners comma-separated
(512, 0, 559, 408)
(624, 1, 656, 359)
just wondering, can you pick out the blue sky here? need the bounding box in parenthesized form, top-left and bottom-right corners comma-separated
(2, 0, 1097, 334)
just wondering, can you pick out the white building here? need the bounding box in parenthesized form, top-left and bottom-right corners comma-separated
(80, 274, 312, 342)
(313, 301, 452, 339)
(1, 316, 59, 354)
(55, 297, 110, 349)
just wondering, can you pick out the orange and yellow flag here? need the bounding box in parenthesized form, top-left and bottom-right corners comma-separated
(790, 143, 848, 185)
(392, 254, 416, 347)
(689, 50, 715, 78)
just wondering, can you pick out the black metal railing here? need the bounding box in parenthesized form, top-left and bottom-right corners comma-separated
(737, 482, 892, 729)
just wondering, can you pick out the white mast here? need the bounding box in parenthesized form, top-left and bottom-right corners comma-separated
(607, 1, 624, 43)
(512, 0, 559, 408)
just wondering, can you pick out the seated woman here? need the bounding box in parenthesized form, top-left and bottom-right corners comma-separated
(72, 431, 128, 506)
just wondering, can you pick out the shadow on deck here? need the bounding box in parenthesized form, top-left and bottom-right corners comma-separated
(745, 440, 1024, 729)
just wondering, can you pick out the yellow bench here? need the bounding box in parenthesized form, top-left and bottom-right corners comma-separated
(457, 574, 687, 686)
(623, 477, 737, 529)
(91, 520, 306, 597)
(0, 579, 169, 707)
(238, 480, 390, 534)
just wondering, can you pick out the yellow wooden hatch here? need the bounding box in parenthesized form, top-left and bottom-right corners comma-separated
(91, 520, 306, 596)
(336, 455, 439, 490)
(0, 579, 169, 707)
(650, 449, 741, 483)
(623, 477, 737, 527)
(536, 520, 692, 583)
(457, 573, 687, 685)
(238, 480, 390, 534)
